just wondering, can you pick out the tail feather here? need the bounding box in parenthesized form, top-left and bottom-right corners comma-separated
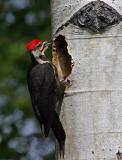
(52, 112, 66, 157)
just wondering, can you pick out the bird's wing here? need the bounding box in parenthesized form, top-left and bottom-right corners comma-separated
(27, 63, 57, 136)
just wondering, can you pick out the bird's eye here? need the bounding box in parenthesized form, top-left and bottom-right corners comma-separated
(36, 43, 42, 49)
(32, 44, 42, 52)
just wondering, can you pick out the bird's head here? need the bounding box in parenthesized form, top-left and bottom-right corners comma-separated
(25, 39, 51, 63)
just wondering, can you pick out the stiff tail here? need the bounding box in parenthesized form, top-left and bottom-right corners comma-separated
(52, 112, 66, 157)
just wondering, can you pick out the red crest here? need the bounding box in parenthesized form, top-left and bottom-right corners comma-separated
(25, 39, 42, 52)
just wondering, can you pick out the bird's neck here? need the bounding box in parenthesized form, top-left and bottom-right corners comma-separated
(30, 54, 38, 65)
(30, 54, 49, 65)
(35, 57, 49, 64)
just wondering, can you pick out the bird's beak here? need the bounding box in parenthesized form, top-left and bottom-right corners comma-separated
(45, 41, 52, 47)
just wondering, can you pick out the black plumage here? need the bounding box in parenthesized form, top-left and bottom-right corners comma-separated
(27, 54, 66, 156)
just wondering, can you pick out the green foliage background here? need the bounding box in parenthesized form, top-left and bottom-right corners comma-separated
(0, 0, 54, 159)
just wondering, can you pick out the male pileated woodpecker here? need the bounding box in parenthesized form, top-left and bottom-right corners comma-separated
(25, 39, 66, 155)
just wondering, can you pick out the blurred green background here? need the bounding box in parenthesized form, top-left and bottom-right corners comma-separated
(0, 0, 55, 159)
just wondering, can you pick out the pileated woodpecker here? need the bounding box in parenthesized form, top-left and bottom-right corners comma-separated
(25, 39, 66, 155)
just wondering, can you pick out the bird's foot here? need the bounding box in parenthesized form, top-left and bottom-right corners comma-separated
(61, 78, 72, 88)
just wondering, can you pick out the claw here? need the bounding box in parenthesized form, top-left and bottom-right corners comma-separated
(61, 78, 72, 88)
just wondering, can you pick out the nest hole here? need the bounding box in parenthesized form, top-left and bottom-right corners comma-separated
(52, 35, 73, 81)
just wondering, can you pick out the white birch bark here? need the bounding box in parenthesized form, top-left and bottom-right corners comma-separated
(51, 0, 122, 159)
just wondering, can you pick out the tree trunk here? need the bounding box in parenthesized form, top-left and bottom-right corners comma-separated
(51, 0, 122, 159)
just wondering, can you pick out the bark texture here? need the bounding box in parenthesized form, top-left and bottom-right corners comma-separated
(51, 0, 122, 159)
(55, 1, 122, 34)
